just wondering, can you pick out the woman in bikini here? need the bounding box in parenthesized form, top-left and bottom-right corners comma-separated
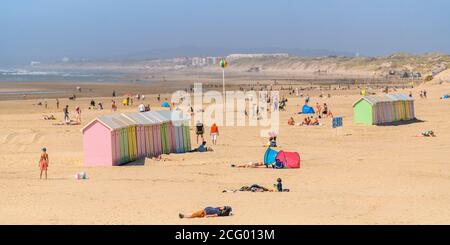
(39, 148, 49, 180)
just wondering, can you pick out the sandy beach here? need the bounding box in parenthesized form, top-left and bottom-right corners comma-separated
(0, 78, 449, 225)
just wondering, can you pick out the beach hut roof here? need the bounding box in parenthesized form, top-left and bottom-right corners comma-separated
(353, 93, 413, 107)
(121, 112, 159, 126)
(155, 109, 190, 122)
(82, 110, 190, 132)
(81, 114, 129, 132)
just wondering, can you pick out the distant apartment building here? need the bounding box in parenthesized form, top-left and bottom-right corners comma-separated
(227, 53, 289, 60)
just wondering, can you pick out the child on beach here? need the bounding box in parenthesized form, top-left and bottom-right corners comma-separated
(179, 206, 232, 219)
(274, 178, 290, 192)
(39, 148, 49, 180)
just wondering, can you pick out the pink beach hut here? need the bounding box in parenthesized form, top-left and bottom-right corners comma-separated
(82, 110, 191, 167)
(81, 114, 129, 166)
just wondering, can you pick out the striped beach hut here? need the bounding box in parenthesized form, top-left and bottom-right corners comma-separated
(82, 110, 192, 167)
(353, 94, 415, 125)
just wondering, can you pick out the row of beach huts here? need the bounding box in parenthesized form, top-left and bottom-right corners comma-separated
(81, 110, 191, 166)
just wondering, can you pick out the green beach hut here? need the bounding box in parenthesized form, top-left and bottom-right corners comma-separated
(353, 94, 415, 125)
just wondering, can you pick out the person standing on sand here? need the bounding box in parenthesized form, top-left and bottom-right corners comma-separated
(111, 100, 117, 111)
(56, 98, 59, 109)
(195, 121, 204, 144)
(112, 90, 116, 97)
(210, 123, 219, 145)
(75, 106, 81, 123)
(316, 102, 322, 117)
(44, 100, 48, 109)
(39, 148, 49, 180)
(63, 105, 69, 123)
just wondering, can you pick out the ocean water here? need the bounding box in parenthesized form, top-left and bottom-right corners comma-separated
(0, 68, 126, 83)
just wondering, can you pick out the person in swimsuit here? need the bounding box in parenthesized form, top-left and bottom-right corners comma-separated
(179, 206, 232, 219)
(39, 148, 49, 180)
(231, 162, 265, 168)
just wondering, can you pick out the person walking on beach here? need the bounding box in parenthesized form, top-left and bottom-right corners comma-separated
(195, 121, 204, 144)
(63, 105, 69, 123)
(112, 90, 116, 97)
(44, 100, 48, 109)
(39, 148, 49, 180)
(56, 98, 59, 109)
(210, 123, 219, 145)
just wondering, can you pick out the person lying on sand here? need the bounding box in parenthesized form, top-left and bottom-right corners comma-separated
(223, 179, 290, 193)
(417, 130, 436, 137)
(42, 115, 56, 120)
(179, 206, 232, 219)
(311, 117, 320, 126)
(230, 161, 266, 168)
(301, 116, 311, 126)
(223, 184, 271, 193)
(151, 155, 172, 161)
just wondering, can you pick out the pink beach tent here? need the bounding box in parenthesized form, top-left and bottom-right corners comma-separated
(275, 150, 301, 169)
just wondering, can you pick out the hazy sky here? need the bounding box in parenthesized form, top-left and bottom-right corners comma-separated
(1, 0, 450, 64)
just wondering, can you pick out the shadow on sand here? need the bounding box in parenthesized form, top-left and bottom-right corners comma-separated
(376, 118, 425, 126)
(121, 158, 146, 166)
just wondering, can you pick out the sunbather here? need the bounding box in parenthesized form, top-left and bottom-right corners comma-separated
(301, 116, 311, 126)
(179, 206, 232, 219)
(420, 130, 436, 137)
(42, 115, 56, 120)
(230, 161, 266, 168)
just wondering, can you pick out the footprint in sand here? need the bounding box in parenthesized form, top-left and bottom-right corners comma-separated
(1, 133, 17, 144)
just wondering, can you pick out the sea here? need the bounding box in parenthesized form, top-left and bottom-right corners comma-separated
(0, 68, 126, 83)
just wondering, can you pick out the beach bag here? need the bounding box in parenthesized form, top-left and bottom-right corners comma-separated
(219, 206, 232, 216)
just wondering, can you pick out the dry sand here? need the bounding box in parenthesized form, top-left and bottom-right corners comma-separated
(0, 81, 449, 224)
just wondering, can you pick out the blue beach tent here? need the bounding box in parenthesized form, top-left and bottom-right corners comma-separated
(264, 147, 279, 166)
(301, 104, 315, 114)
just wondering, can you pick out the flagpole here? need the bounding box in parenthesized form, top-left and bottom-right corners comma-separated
(222, 67, 225, 100)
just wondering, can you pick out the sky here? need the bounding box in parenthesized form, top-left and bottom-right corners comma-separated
(1, 0, 450, 64)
